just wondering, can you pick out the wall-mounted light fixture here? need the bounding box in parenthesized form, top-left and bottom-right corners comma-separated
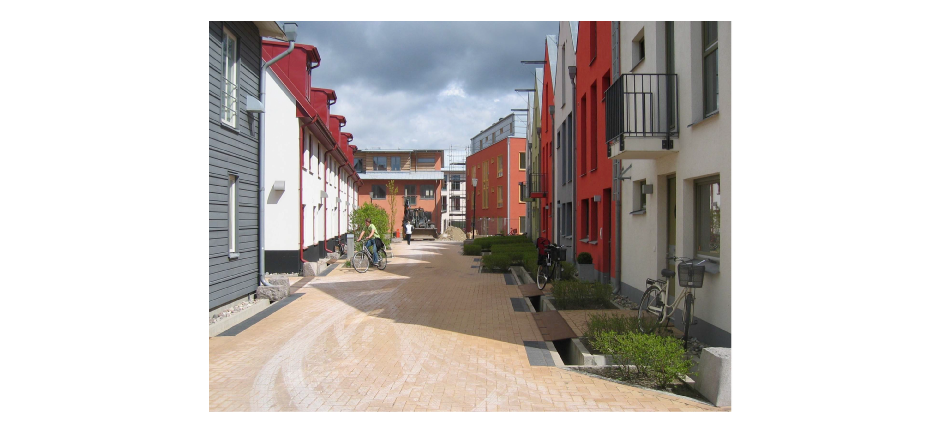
(642, 184, 654, 195)
(593, 195, 602, 202)
(272, 181, 285, 191)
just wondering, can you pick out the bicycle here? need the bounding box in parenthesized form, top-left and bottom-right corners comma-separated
(351, 240, 388, 273)
(536, 243, 567, 290)
(637, 256, 706, 347)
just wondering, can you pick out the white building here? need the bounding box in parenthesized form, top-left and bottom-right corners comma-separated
(441, 146, 468, 230)
(608, 21, 731, 347)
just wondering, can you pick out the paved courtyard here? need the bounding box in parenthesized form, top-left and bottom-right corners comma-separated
(208, 240, 721, 412)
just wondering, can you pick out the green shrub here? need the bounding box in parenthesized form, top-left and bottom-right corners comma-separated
(522, 252, 538, 277)
(593, 331, 695, 387)
(351, 203, 391, 249)
(552, 281, 613, 310)
(560, 261, 576, 281)
(576, 252, 593, 264)
(474, 235, 531, 251)
(585, 313, 633, 344)
(462, 244, 482, 256)
(481, 253, 511, 271)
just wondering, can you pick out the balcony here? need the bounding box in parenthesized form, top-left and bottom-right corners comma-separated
(527, 172, 547, 199)
(605, 74, 679, 160)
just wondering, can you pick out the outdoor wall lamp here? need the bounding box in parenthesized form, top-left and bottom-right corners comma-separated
(272, 181, 285, 191)
(642, 184, 654, 195)
(594, 195, 602, 202)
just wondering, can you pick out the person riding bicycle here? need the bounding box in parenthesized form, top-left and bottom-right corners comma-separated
(356, 218, 380, 266)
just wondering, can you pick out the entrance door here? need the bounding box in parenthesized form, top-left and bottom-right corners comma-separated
(667, 177, 677, 296)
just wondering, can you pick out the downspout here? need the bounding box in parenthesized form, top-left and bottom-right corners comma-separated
(259, 23, 297, 287)
(569, 65, 578, 263)
(611, 21, 622, 294)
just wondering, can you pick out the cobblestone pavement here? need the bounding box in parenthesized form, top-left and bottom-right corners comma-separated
(208, 241, 721, 412)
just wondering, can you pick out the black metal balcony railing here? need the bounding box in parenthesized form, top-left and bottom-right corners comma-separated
(527, 172, 547, 198)
(605, 74, 679, 156)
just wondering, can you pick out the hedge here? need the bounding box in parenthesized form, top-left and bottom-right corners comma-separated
(462, 244, 482, 256)
(551, 281, 613, 310)
(481, 253, 511, 271)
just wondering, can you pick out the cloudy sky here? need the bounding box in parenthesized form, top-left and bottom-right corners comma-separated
(288, 21, 558, 152)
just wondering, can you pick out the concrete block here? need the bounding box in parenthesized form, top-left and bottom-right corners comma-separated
(267, 276, 290, 287)
(693, 347, 731, 406)
(302, 262, 318, 277)
(255, 285, 289, 303)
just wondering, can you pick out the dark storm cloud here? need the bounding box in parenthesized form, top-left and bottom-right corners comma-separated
(296, 21, 558, 96)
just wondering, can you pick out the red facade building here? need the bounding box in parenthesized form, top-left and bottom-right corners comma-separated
(538, 40, 556, 240)
(575, 21, 614, 280)
(466, 136, 528, 235)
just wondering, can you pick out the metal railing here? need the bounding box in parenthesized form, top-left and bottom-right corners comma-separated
(605, 74, 679, 156)
(527, 172, 547, 197)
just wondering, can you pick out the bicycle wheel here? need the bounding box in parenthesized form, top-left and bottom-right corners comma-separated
(637, 286, 665, 333)
(377, 250, 388, 270)
(683, 293, 694, 345)
(536, 265, 549, 290)
(352, 252, 369, 273)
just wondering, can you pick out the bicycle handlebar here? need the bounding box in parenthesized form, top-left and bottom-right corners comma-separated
(668, 256, 707, 266)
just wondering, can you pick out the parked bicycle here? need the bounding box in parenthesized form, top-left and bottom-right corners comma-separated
(536, 242, 567, 290)
(351, 241, 387, 273)
(637, 256, 706, 347)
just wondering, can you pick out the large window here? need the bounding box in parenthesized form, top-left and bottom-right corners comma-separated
(354, 158, 364, 173)
(442, 198, 447, 213)
(518, 183, 525, 203)
(404, 185, 416, 206)
(228, 174, 239, 256)
(450, 176, 460, 191)
(695, 176, 720, 258)
(497, 186, 503, 208)
(497, 156, 503, 177)
(519, 152, 526, 170)
(452, 196, 461, 211)
(390, 156, 401, 171)
(373, 156, 387, 171)
(221, 27, 238, 128)
(372, 184, 386, 200)
(703, 21, 719, 116)
(420, 185, 434, 200)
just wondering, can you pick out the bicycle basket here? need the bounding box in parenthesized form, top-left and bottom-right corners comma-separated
(555, 247, 567, 262)
(677, 263, 705, 288)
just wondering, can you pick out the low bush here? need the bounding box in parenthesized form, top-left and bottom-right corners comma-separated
(592, 331, 695, 387)
(462, 244, 482, 256)
(576, 252, 594, 264)
(560, 261, 577, 281)
(584, 313, 665, 346)
(490, 243, 537, 255)
(552, 281, 613, 310)
(474, 235, 531, 251)
(522, 252, 538, 277)
(481, 253, 511, 271)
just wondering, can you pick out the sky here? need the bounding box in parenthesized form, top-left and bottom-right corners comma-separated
(288, 21, 559, 153)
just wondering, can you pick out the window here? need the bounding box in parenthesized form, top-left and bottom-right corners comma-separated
(450, 176, 460, 191)
(565, 202, 573, 237)
(390, 156, 401, 171)
(497, 186, 503, 208)
(372, 184, 386, 200)
(590, 200, 599, 241)
(442, 175, 448, 191)
(632, 28, 645, 70)
(633, 180, 648, 213)
(500, 127, 504, 135)
(666, 21, 676, 131)
(567, 113, 573, 182)
(228, 174, 239, 255)
(452, 196, 461, 211)
(590, 81, 598, 171)
(417, 157, 435, 164)
(580, 198, 589, 240)
(519, 152, 526, 170)
(302, 134, 310, 171)
(442, 199, 447, 213)
(519, 216, 526, 233)
(703, 21, 719, 116)
(518, 183, 525, 203)
(221, 27, 238, 128)
(373, 156, 387, 171)
(420, 185, 434, 200)
(497, 156, 503, 177)
(404, 185, 416, 206)
(353, 158, 364, 173)
(695, 176, 720, 258)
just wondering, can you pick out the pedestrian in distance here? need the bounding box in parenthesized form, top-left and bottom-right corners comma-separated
(404, 220, 414, 245)
(357, 218, 380, 266)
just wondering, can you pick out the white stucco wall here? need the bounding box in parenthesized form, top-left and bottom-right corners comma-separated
(263, 69, 300, 251)
(617, 21, 732, 341)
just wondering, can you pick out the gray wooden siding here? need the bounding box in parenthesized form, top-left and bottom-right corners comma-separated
(209, 21, 263, 310)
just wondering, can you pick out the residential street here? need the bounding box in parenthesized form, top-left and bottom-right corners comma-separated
(208, 241, 719, 412)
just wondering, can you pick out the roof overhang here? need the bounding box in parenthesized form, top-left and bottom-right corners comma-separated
(254, 21, 288, 40)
